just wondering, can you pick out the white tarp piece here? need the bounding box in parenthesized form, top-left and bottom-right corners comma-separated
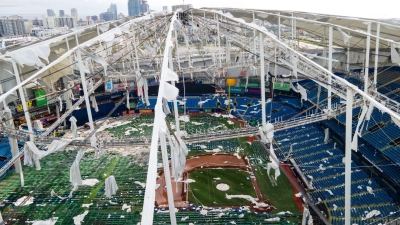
(7, 43, 50, 68)
(90, 95, 99, 112)
(51, 184, 78, 200)
(70, 150, 85, 186)
(324, 128, 329, 144)
(79, 47, 108, 76)
(98, 23, 110, 33)
(33, 120, 44, 130)
(64, 89, 74, 110)
(58, 96, 63, 112)
(266, 144, 280, 180)
(291, 83, 307, 104)
(352, 103, 368, 151)
(363, 210, 380, 220)
(337, 28, 352, 45)
(24, 139, 76, 170)
(166, 131, 189, 180)
(105, 175, 119, 198)
(366, 186, 374, 194)
(126, 90, 130, 110)
(391, 44, 400, 66)
(163, 82, 179, 102)
(348, 51, 365, 64)
(392, 115, 400, 129)
(259, 122, 274, 144)
(70, 116, 78, 138)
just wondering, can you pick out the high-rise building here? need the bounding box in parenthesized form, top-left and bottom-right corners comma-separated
(140, 0, 149, 14)
(59, 10, 65, 17)
(0, 16, 27, 37)
(71, 8, 78, 20)
(109, 4, 118, 20)
(128, 0, 141, 16)
(163, 6, 168, 11)
(91, 15, 98, 21)
(100, 12, 114, 22)
(47, 9, 56, 17)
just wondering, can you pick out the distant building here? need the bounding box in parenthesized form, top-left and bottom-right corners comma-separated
(71, 8, 78, 20)
(172, 4, 191, 11)
(24, 21, 33, 34)
(0, 16, 27, 37)
(91, 15, 98, 21)
(163, 6, 168, 11)
(78, 20, 93, 26)
(47, 9, 56, 17)
(32, 17, 43, 26)
(128, 0, 141, 16)
(118, 13, 125, 19)
(100, 12, 114, 21)
(109, 3, 118, 20)
(59, 10, 65, 17)
(42, 16, 77, 29)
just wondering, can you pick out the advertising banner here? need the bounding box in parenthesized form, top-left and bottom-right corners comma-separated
(105, 79, 113, 92)
(34, 89, 47, 107)
(225, 86, 243, 94)
(274, 82, 291, 91)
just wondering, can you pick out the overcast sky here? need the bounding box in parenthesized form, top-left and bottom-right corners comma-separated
(0, 0, 398, 20)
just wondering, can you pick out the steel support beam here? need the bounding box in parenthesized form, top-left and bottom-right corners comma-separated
(76, 49, 95, 134)
(373, 22, 380, 86)
(328, 26, 333, 112)
(364, 23, 371, 92)
(260, 32, 266, 126)
(345, 87, 354, 225)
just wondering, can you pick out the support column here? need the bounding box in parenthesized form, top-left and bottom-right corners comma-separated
(328, 26, 333, 112)
(169, 47, 180, 134)
(260, 32, 266, 126)
(75, 34, 79, 46)
(12, 60, 34, 140)
(76, 49, 95, 134)
(373, 22, 380, 87)
(291, 13, 294, 42)
(160, 133, 177, 225)
(302, 207, 309, 225)
(253, 11, 256, 53)
(65, 37, 74, 74)
(97, 24, 100, 36)
(347, 31, 350, 72)
(5, 108, 24, 186)
(175, 30, 181, 71)
(345, 87, 354, 225)
(278, 13, 281, 40)
(55, 104, 61, 129)
(216, 14, 222, 68)
(364, 23, 372, 92)
(12, 59, 34, 176)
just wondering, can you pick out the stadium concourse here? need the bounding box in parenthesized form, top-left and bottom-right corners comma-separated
(0, 6, 400, 225)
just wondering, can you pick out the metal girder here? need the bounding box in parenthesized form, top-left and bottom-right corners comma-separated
(195, 8, 400, 122)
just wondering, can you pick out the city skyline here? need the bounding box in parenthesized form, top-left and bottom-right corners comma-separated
(0, 0, 399, 20)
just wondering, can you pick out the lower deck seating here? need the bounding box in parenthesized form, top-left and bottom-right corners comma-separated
(273, 123, 398, 224)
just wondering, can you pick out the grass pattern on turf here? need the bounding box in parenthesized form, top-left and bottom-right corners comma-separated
(243, 141, 300, 214)
(188, 169, 256, 207)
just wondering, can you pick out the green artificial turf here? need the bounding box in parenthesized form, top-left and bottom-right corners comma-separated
(252, 165, 300, 214)
(188, 169, 256, 207)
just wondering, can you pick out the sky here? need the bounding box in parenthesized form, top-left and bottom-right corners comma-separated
(0, 0, 399, 20)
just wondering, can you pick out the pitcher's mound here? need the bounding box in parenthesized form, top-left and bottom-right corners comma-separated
(216, 183, 230, 191)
